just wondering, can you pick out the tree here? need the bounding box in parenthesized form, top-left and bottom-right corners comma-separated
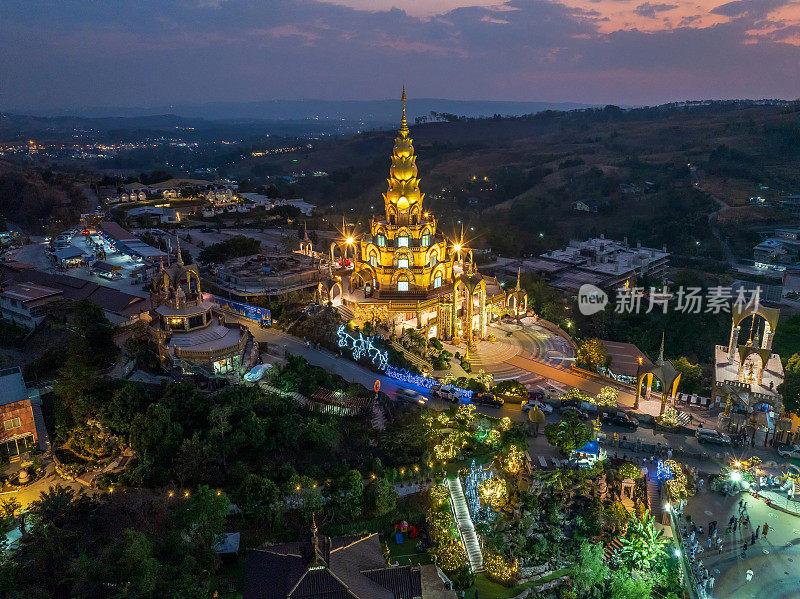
(568, 541, 609, 596)
(672, 357, 702, 394)
(607, 569, 654, 599)
(604, 501, 630, 535)
(233, 473, 280, 520)
(544, 411, 592, 454)
(779, 353, 800, 415)
(70, 299, 117, 367)
(364, 477, 397, 517)
(577, 338, 608, 372)
(618, 510, 667, 571)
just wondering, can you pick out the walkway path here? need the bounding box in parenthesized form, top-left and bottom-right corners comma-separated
(446, 476, 483, 572)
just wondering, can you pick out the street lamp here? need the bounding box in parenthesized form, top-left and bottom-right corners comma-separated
(730, 470, 742, 482)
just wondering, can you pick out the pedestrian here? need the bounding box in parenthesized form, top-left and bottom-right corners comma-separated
(718, 539, 723, 554)
(756, 524, 760, 539)
(709, 575, 715, 590)
(739, 498, 744, 513)
(746, 569, 754, 582)
(698, 478, 705, 492)
(751, 531, 756, 544)
(729, 515, 736, 527)
(732, 519, 737, 532)
(708, 535, 713, 549)
(745, 514, 751, 528)
(689, 414, 694, 424)
(667, 448, 673, 459)
(763, 523, 769, 538)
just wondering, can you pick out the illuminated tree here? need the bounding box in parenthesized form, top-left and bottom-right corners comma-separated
(596, 386, 619, 407)
(503, 446, 526, 475)
(478, 477, 508, 509)
(577, 338, 609, 373)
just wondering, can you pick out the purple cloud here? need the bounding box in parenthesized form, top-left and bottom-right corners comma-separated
(634, 2, 679, 18)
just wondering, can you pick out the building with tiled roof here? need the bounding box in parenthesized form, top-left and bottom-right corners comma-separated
(244, 522, 422, 599)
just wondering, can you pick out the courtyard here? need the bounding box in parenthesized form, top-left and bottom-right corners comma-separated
(682, 489, 800, 598)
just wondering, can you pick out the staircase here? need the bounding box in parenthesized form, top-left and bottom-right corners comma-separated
(29, 395, 51, 451)
(337, 304, 355, 322)
(389, 340, 434, 373)
(371, 404, 386, 431)
(604, 537, 624, 562)
(446, 476, 484, 572)
(646, 473, 662, 523)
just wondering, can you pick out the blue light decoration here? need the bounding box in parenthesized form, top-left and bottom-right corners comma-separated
(656, 459, 673, 481)
(463, 459, 494, 523)
(384, 365, 473, 400)
(336, 325, 389, 370)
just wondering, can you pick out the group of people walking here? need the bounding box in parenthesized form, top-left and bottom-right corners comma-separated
(679, 497, 772, 597)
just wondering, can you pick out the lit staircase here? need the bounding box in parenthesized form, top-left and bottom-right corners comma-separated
(337, 304, 355, 322)
(646, 472, 662, 523)
(446, 476, 484, 572)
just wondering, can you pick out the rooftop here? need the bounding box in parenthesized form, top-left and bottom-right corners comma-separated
(0, 367, 31, 407)
(1, 282, 62, 303)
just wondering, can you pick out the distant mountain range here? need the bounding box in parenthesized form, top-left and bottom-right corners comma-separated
(4, 99, 593, 122)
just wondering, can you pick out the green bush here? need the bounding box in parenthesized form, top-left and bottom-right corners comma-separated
(492, 380, 527, 397)
(460, 360, 471, 373)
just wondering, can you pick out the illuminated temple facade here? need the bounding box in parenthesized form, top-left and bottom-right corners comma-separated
(322, 89, 527, 344)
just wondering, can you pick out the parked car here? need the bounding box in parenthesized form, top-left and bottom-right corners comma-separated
(559, 397, 579, 409)
(695, 428, 732, 446)
(431, 384, 463, 404)
(396, 388, 427, 406)
(777, 444, 800, 460)
(521, 400, 553, 415)
(475, 393, 504, 407)
(561, 406, 591, 420)
(601, 411, 638, 430)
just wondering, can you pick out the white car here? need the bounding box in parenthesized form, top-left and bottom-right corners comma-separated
(778, 444, 800, 460)
(431, 385, 462, 404)
(243, 363, 271, 382)
(521, 400, 553, 415)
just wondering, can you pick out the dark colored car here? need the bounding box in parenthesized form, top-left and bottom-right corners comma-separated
(559, 397, 579, 409)
(601, 411, 639, 430)
(561, 406, 590, 420)
(476, 393, 504, 407)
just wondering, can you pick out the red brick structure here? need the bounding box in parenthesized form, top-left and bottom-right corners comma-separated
(0, 367, 48, 459)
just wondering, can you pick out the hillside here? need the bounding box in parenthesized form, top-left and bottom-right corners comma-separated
(256, 101, 800, 267)
(0, 161, 88, 233)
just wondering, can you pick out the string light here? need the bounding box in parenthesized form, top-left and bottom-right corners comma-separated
(385, 366, 473, 399)
(337, 325, 388, 370)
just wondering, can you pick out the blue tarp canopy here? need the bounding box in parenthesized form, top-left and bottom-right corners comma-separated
(576, 440, 599, 456)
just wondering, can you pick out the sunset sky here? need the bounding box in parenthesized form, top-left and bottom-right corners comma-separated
(2, 0, 800, 110)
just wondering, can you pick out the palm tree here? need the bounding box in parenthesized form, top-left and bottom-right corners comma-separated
(617, 509, 666, 571)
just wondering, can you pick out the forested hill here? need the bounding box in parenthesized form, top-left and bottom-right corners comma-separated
(0, 161, 87, 234)
(263, 100, 800, 263)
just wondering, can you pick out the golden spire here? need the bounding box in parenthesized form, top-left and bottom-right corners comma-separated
(515, 267, 521, 291)
(176, 235, 183, 267)
(399, 83, 409, 136)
